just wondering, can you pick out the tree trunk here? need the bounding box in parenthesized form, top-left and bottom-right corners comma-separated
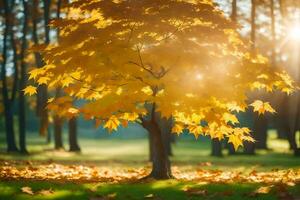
(4, 104, 18, 152)
(2, 0, 18, 153)
(244, 0, 256, 155)
(32, 0, 50, 137)
(231, 0, 237, 22)
(270, 0, 276, 66)
(253, 115, 268, 149)
(211, 139, 222, 157)
(243, 141, 255, 155)
(54, 116, 64, 149)
(159, 116, 173, 157)
(18, 0, 29, 154)
(250, 0, 256, 51)
(68, 117, 81, 152)
(142, 103, 172, 180)
(227, 143, 236, 155)
(143, 120, 172, 179)
(148, 132, 154, 161)
(226, 0, 238, 156)
(47, 126, 51, 144)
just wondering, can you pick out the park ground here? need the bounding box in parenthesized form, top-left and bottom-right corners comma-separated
(0, 131, 300, 200)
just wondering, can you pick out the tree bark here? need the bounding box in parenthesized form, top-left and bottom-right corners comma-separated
(54, 116, 64, 150)
(270, 0, 276, 66)
(158, 116, 173, 157)
(253, 115, 268, 149)
(148, 132, 154, 161)
(18, 0, 29, 154)
(4, 104, 18, 152)
(1, 0, 18, 152)
(244, 0, 257, 155)
(231, 0, 237, 22)
(68, 117, 81, 152)
(250, 0, 256, 51)
(211, 139, 222, 157)
(142, 104, 172, 179)
(32, 0, 50, 137)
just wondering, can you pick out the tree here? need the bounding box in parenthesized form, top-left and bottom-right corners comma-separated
(243, 0, 258, 155)
(32, 0, 51, 138)
(1, 0, 19, 152)
(27, 0, 294, 179)
(53, 0, 64, 149)
(68, 116, 80, 152)
(18, 0, 29, 154)
(211, 0, 239, 157)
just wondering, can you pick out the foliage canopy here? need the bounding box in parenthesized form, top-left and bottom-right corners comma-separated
(27, 0, 294, 150)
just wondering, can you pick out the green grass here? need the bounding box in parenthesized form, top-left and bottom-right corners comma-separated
(0, 130, 300, 199)
(0, 130, 299, 171)
(1, 180, 300, 200)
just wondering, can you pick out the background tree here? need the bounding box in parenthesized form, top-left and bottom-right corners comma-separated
(1, 0, 19, 152)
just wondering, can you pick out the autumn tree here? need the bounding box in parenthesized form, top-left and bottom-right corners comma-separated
(18, 0, 29, 154)
(27, 0, 294, 179)
(1, 0, 19, 152)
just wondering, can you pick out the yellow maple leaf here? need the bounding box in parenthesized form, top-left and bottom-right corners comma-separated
(61, 76, 74, 87)
(172, 123, 184, 135)
(141, 86, 153, 95)
(250, 100, 276, 114)
(47, 98, 54, 103)
(68, 107, 79, 114)
(188, 125, 203, 139)
(28, 68, 41, 80)
(122, 113, 139, 121)
(222, 113, 239, 124)
(37, 77, 50, 85)
(228, 134, 243, 151)
(227, 102, 245, 112)
(104, 116, 120, 132)
(23, 85, 37, 96)
(282, 87, 293, 95)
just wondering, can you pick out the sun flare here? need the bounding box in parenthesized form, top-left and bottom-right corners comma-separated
(289, 25, 300, 41)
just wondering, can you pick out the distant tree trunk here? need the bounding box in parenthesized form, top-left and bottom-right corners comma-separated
(54, 116, 64, 150)
(18, 0, 29, 154)
(3, 104, 18, 152)
(227, 0, 237, 155)
(1, 0, 18, 152)
(50, 0, 63, 146)
(253, 115, 268, 149)
(231, 0, 237, 22)
(270, 0, 276, 66)
(211, 139, 222, 157)
(142, 104, 172, 179)
(32, 0, 50, 137)
(284, 123, 300, 156)
(250, 0, 256, 51)
(68, 117, 80, 152)
(244, 0, 257, 155)
(47, 127, 51, 143)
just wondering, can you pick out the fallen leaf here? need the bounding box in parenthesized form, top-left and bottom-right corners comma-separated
(38, 189, 54, 195)
(144, 194, 154, 198)
(21, 186, 34, 195)
(199, 162, 212, 166)
(255, 186, 272, 194)
(183, 187, 208, 196)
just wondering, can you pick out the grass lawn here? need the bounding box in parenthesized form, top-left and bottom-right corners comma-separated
(0, 130, 300, 199)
